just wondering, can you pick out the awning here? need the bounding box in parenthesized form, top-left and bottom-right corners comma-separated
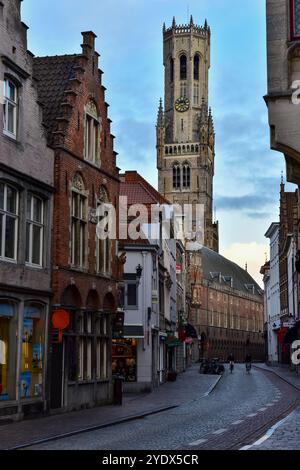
(123, 325, 144, 339)
(185, 323, 198, 339)
(166, 335, 181, 348)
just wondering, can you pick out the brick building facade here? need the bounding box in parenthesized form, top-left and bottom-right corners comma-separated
(33, 32, 120, 411)
(188, 244, 265, 362)
(0, 0, 54, 420)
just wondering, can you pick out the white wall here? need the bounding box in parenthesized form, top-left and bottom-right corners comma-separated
(266, 224, 280, 364)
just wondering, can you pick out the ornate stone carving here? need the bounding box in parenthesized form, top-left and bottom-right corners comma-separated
(73, 173, 85, 191)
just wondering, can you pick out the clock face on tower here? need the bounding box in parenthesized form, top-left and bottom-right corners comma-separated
(175, 97, 190, 113)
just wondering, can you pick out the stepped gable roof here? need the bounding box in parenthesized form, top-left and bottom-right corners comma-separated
(33, 55, 78, 142)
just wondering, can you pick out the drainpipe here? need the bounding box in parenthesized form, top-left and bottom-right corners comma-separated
(142, 252, 147, 351)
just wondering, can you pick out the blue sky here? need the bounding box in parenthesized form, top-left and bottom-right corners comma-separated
(22, 0, 296, 284)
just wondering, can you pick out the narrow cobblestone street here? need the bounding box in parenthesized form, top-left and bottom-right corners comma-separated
(23, 364, 300, 450)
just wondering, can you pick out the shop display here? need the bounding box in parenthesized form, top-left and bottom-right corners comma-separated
(112, 339, 137, 382)
(21, 306, 44, 398)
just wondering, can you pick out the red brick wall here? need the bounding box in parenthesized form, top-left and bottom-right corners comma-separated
(50, 32, 120, 308)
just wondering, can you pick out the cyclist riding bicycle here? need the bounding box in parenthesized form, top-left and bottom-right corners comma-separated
(245, 353, 252, 373)
(227, 353, 234, 373)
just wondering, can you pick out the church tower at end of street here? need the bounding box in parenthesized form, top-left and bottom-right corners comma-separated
(157, 16, 219, 252)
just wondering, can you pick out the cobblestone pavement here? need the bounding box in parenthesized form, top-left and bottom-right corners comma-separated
(27, 364, 300, 450)
(0, 365, 218, 450)
(251, 406, 300, 450)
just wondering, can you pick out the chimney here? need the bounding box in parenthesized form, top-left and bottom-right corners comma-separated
(81, 31, 97, 56)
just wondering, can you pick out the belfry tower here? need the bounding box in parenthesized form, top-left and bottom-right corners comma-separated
(157, 16, 219, 252)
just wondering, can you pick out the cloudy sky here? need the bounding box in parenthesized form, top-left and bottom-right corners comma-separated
(22, 0, 296, 286)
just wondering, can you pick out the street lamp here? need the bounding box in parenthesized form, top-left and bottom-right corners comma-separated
(136, 264, 143, 284)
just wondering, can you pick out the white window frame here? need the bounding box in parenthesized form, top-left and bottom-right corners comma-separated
(0, 183, 19, 261)
(26, 194, 44, 267)
(124, 281, 138, 309)
(3, 79, 18, 139)
(84, 102, 101, 165)
(71, 189, 87, 268)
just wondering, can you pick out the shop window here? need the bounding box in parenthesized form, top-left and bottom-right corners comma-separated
(21, 304, 44, 399)
(112, 339, 137, 382)
(0, 301, 17, 401)
(26, 194, 44, 266)
(3, 78, 18, 138)
(68, 311, 109, 382)
(84, 101, 100, 165)
(0, 182, 18, 261)
(71, 175, 87, 268)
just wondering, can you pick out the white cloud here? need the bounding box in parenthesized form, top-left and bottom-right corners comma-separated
(221, 242, 268, 288)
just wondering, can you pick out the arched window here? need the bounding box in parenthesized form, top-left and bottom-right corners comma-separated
(182, 163, 191, 189)
(180, 55, 187, 80)
(170, 57, 174, 83)
(173, 164, 181, 190)
(84, 100, 100, 165)
(71, 174, 87, 268)
(97, 186, 111, 275)
(194, 54, 200, 80)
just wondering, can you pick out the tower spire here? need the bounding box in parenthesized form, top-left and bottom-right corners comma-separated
(190, 15, 194, 26)
(157, 98, 164, 127)
(172, 16, 176, 28)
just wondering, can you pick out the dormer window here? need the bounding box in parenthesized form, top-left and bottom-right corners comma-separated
(84, 101, 100, 165)
(290, 0, 300, 40)
(3, 79, 18, 138)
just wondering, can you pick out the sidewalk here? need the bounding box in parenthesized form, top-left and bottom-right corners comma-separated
(254, 363, 300, 391)
(0, 364, 220, 450)
(248, 363, 300, 450)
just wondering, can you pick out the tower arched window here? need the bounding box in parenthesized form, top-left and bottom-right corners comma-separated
(173, 164, 181, 190)
(170, 57, 174, 83)
(182, 163, 191, 190)
(194, 54, 200, 81)
(180, 55, 187, 80)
